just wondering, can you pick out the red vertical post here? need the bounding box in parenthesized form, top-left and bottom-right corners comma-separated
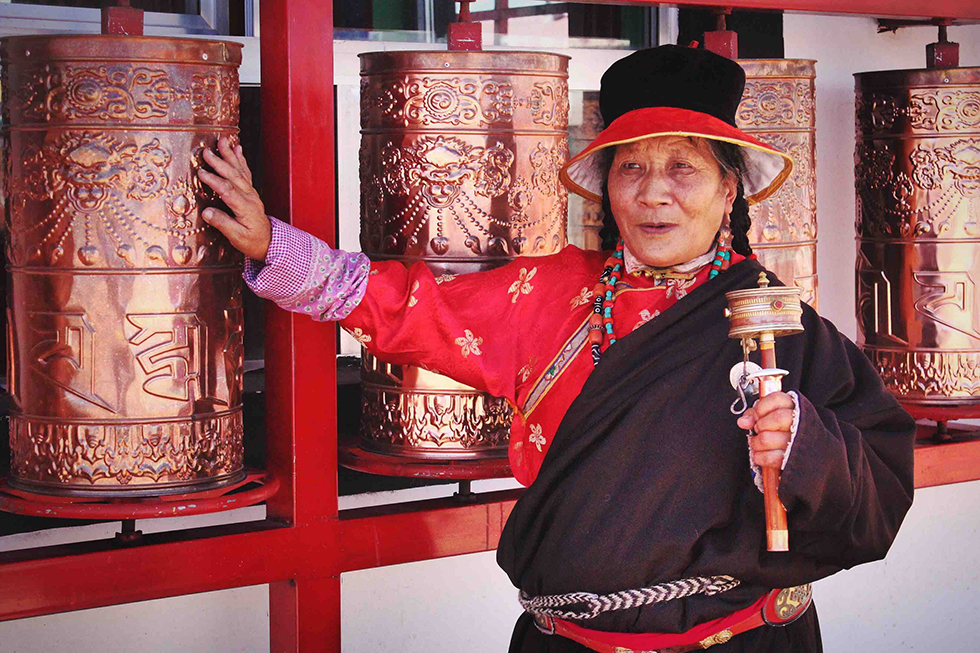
(261, 0, 341, 650)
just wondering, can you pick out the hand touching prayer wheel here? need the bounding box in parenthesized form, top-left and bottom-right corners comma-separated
(726, 272, 805, 552)
(204, 45, 916, 651)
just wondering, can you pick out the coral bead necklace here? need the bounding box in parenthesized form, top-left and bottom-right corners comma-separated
(589, 235, 734, 367)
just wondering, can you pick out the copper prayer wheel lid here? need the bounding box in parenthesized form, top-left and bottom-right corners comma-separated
(725, 273, 804, 340)
(0, 35, 242, 65)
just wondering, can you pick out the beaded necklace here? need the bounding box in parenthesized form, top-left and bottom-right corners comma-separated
(589, 233, 734, 367)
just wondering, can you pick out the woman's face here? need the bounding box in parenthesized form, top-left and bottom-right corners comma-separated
(607, 136, 737, 268)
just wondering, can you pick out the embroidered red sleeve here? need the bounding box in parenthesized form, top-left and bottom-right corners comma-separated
(339, 257, 549, 402)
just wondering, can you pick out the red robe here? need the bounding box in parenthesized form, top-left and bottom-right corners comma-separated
(340, 245, 736, 486)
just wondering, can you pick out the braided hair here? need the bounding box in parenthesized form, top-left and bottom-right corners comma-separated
(596, 138, 753, 257)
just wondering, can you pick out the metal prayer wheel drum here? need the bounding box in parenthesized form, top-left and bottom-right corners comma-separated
(725, 277, 805, 340)
(567, 91, 604, 250)
(1, 36, 245, 495)
(855, 67, 980, 417)
(736, 60, 818, 308)
(358, 51, 569, 463)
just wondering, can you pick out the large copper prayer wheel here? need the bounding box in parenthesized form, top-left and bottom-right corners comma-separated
(358, 51, 569, 464)
(855, 67, 980, 417)
(736, 60, 818, 307)
(1, 36, 245, 495)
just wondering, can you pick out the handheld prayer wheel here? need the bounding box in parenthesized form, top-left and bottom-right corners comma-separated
(1, 36, 245, 496)
(726, 272, 804, 552)
(854, 63, 980, 419)
(357, 50, 569, 466)
(736, 59, 818, 307)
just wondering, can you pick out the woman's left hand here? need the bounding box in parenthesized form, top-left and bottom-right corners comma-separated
(737, 392, 795, 469)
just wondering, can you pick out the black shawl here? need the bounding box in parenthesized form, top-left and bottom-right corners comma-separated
(497, 259, 916, 634)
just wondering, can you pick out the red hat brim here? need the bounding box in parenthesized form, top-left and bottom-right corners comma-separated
(560, 107, 794, 206)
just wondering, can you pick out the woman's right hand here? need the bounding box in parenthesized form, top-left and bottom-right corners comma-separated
(198, 136, 272, 261)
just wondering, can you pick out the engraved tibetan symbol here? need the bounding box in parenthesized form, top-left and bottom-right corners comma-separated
(27, 311, 116, 413)
(126, 312, 222, 404)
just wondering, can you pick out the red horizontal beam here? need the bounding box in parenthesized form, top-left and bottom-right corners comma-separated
(914, 438, 980, 489)
(338, 489, 522, 572)
(588, 0, 980, 20)
(0, 520, 338, 622)
(0, 491, 522, 621)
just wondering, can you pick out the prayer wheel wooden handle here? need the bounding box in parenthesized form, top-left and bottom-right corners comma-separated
(758, 335, 789, 552)
(726, 272, 803, 553)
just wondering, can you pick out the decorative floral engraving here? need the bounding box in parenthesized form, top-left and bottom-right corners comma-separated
(10, 64, 238, 126)
(6, 131, 230, 267)
(191, 69, 240, 124)
(738, 80, 796, 126)
(911, 139, 980, 196)
(529, 81, 569, 128)
(909, 89, 980, 131)
(870, 350, 980, 400)
(748, 133, 816, 243)
(530, 141, 564, 196)
(855, 92, 903, 133)
(9, 411, 244, 488)
(360, 387, 512, 451)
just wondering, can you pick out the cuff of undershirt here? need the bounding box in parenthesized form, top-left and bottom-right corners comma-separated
(781, 390, 802, 471)
(243, 216, 314, 301)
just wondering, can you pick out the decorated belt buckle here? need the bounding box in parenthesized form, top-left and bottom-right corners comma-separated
(762, 584, 813, 626)
(532, 612, 556, 635)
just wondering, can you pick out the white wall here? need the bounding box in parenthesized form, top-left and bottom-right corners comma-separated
(4, 14, 980, 653)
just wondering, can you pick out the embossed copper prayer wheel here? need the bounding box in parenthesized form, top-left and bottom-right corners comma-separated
(736, 59, 818, 308)
(1, 36, 245, 495)
(855, 66, 980, 418)
(568, 91, 604, 250)
(358, 50, 569, 466)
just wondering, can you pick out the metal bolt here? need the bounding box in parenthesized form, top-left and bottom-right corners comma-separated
(202, 53, 209, 60)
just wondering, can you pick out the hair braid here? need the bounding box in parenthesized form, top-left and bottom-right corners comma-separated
(599, 179, 620, 251)
(728, 181, 753, 257)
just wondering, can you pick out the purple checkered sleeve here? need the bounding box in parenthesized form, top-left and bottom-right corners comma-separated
(243, 216, 371, 321)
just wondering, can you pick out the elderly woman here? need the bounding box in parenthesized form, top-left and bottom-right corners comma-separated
(200, 46, 914, 652)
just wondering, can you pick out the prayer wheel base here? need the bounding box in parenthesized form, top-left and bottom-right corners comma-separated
(339, 437, 512, 480)
(902, 403, 980, 423)
(0, 469, 278, 520)
(6, 469, 247, 499)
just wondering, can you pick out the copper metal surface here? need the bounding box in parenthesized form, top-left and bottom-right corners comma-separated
(725, 273, 805, 340)
(855, 66, 980, 413)
(568, 91, 604, 250)
(1, 35, 245, 495)
(358, 50, 569, 464)
(736, 59, 818, 308)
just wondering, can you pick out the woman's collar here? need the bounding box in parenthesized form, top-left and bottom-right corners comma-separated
(623, 242, 718, 280)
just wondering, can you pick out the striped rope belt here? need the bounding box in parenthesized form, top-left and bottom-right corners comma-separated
(519, 575, 741, 621)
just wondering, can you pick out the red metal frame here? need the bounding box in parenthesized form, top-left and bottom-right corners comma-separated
(4, 2, 980, 651)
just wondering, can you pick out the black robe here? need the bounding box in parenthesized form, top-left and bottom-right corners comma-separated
(497, 259, 915, 650)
